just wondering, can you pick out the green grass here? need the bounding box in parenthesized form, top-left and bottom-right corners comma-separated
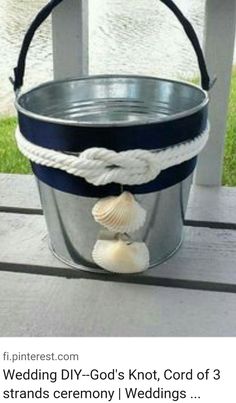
(0, 117, 31, 174)
(223, 71, 236, 186)
(0, 71, 236, 185)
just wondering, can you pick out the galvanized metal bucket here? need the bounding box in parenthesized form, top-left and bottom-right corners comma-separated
(12, 0, 212, 274)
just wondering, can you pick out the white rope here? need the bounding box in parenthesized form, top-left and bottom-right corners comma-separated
(15, 123, 210, 186)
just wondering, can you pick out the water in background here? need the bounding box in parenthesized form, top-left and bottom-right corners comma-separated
(0, 0, 235, 115)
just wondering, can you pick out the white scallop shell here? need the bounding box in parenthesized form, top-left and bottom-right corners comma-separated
(92, 239, 150, 274)
(92, 192, 146, 233)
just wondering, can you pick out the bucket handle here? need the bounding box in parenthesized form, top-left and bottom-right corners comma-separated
(11, 0, 215, 93)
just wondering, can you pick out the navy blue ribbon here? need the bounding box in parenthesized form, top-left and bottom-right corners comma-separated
(32, 158, 197, 197)
(18, 106, 208, 152)
(19, 107, 206, 196)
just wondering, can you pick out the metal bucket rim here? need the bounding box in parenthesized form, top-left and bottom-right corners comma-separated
(15, 74, 209, 128)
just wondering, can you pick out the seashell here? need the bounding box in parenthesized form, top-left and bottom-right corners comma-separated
(92, 192, 146, 233)
(92, 238, 150, 274)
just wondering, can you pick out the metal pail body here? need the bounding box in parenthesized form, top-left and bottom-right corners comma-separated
(15, 76, 208, 273)
(37, 176, 191, 273)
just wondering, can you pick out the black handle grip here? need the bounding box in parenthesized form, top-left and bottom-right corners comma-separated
(12, 0, 214, 92)
(160, 0, 214, 90)
(11, 0, 64, 91)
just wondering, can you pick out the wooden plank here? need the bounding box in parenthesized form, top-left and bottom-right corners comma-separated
(1, 212, 236, 292)
(0, 174, 41, 214)
(195, 0, 236, 185)
(186, 185, 236, 229)
(52, 0, 89, 79)
(1, 174, 236, 226)
(0, 271, 235, 337)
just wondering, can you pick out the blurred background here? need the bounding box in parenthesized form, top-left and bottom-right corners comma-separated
(2, 0, 235, 115)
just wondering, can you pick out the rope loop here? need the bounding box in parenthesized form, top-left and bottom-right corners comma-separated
(15, 124, 210, 186)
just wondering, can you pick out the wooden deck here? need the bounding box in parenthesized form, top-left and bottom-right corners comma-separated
(0, 174, 236, 336)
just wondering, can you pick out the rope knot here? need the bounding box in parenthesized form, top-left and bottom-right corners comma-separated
(79, 148, 162, 186)
(15, 124, 210, 187)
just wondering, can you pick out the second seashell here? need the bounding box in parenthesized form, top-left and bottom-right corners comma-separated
(92, 191, 146, 233)
(92, 238, 150, 274)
